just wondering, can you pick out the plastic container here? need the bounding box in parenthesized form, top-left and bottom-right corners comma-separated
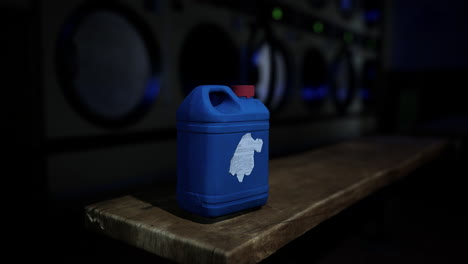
(177, 85, 270, 217)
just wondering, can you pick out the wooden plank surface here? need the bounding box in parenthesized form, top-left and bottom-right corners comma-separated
(85, 136, 447, 264)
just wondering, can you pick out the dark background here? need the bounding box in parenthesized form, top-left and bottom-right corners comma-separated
(3, 0, 468, 262)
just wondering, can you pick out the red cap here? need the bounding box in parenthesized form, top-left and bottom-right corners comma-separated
(231, 85, 255, 98)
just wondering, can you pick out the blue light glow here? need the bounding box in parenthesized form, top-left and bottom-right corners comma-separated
(302, 85, 328, 101)
(340, 0, 352, 10)
(143, 75, 160, 105)
(364, 9, 380, 23)
(360, 88, 370, 100)
(252, 51, 260, 66)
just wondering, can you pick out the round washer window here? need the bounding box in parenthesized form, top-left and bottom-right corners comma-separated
(57, 5, 160, 127)
(248, 41, 290, 111)
(330, 48, 356, 115)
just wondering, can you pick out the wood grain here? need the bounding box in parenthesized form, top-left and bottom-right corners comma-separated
(85, 136, 447, 264)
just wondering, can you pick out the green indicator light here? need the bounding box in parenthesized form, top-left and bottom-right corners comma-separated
(344, 32, 354, 43)
(272, 7, 283, 20)
(313, 22, 324, 33)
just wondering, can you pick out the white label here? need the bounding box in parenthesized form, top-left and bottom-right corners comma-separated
(229, 133, 263, 183)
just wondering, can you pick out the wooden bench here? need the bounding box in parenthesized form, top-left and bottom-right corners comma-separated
(85, 136, 446, 264)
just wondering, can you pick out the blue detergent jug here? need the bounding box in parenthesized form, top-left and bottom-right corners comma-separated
(176, 85, 270, 217)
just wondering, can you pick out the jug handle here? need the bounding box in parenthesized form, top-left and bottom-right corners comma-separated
(201, 85, 241, 109)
